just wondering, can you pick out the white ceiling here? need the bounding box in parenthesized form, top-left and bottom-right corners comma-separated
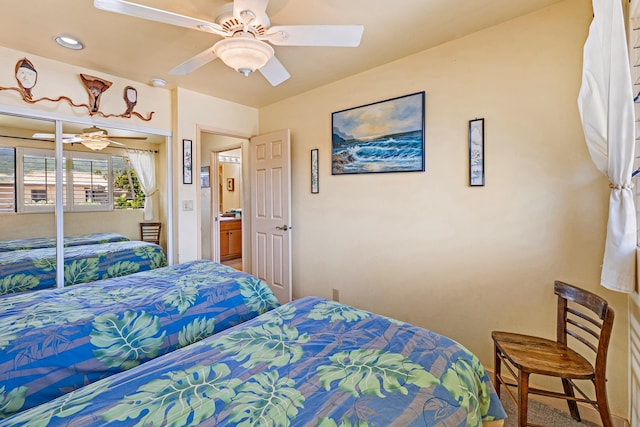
(0, 0, 565, 108)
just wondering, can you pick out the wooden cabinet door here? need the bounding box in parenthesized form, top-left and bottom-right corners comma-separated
(228, 228, 242, 258)
(220, 229, 230, 258)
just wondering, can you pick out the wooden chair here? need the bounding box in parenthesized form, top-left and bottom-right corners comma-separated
(139, 222, 161, 245)
(491, 280, 614, 427)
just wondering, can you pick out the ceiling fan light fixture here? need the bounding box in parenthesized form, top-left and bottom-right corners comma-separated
(213, 34, 274, 76)
(81, 139, 111, 151)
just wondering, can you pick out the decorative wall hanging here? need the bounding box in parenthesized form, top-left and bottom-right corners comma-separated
(469, 118, 485, 186)
(80, 73, 112, 113)
(311, 148, 319, 193)
(0, 57, 154, 121)
(183, 139, 193, 185)
(331, 91, 425, 175)
(227, 178, 235, 192)
(15, 58, 37, 100)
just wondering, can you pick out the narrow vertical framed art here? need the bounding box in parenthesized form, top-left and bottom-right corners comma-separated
(183, 139, 193, 184)
(468, 119, 484, 186)
(311, 148, 319, 193)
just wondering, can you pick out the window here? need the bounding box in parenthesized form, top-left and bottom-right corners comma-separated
(113, 155, 145, 209)
(0, 148, 147, 214)
(20, 149, 63, 211)
(0, 148, 15, 212)
(70, 155, 110, 209)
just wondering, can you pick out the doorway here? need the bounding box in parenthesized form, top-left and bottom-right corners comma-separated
(218, 148, 242, 270)
(199, 131, 247, 270)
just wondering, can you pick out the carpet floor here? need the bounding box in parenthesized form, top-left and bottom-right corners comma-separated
(500, 392, 600, 427)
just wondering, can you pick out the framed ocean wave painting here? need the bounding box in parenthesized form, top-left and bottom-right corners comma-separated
(331, 91, 425, 175)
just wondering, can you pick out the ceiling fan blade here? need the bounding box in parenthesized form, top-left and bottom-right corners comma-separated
(64, 137, 84, 143)
(103, 139, 126, 146)
(169, 47, 218, 75)
(93, 0, 230, 37)
(32, 133, 76, 139)
(233, 0, 269, 27)
(265, 25, 364, 47)
(259, 56, 291, 86)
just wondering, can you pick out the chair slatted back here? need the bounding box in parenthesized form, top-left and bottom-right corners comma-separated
(139, 222, 162, 245)
(554, 280, 614, 382)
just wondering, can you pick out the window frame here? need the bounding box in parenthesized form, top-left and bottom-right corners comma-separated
(16, 147, 114, 213)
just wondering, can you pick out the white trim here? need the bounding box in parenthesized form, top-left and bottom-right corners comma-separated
(55, 120, 64, 288)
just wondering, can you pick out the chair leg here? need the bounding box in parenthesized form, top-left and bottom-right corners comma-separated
(517, 370, 529, 427)
(493, 343, 501, 398)
(594, 378, 613, 427)
(561, 378, 581, 422)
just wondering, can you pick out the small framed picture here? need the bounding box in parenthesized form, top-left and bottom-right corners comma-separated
(469, 119, 484, 186)
(227, 178, 235, 192)
(311, 149, 319, 194)
(183, 139, 193, 184)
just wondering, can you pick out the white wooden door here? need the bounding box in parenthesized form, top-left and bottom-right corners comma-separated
(250, 129, 292, 303)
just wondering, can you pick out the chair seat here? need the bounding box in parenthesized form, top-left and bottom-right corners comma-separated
(492, 331, 594, 379)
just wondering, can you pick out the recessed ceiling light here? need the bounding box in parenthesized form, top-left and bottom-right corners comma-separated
(150, 78, 167, 88)
(54, 34, 84, 50)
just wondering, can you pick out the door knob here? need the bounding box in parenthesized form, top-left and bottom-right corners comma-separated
(276, 225, 291, 231)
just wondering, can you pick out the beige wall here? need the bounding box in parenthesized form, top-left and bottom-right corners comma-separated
(172, 88, 257, 263)
(0, 46, 171, 130)
(259, 0, 629, 417)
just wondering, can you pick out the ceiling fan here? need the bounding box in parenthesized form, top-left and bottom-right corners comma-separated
(33, 126, 147, 151)
(93, 0, 364, 86)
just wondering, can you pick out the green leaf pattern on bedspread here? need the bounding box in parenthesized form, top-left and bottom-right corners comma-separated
(0, 386, 27, 420)
(132, 245, 167, 268)
(101, 364, 241, 427)
(90, 311, 166, 369)
(32, 257, 56, 271)
(441, 348, 496, 424)
(102, 261, 140, 279)
(3, 380, 111, 427)
(64, 258, 100, 284)
(317, 349, 439, 398)
(318, 418, 370, 427)
(0, 274, 39, 294)
(178, 317, 216, 347)
(0, 301, 92, 350)
(228, 371, 304, 427)
(308, 301, 370, 323)
(211, 322, 310, 368)
(162, 280, 201, 314)
(237, 277, 281, 314)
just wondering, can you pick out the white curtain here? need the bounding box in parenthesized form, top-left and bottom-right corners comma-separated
(577, 0, 636, 293)
(127, 149, 157, 221)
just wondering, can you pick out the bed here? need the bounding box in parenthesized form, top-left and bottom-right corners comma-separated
(0, 296, 507, 426)
(0, 260, 281, 418)
(0, 232, 130, 252)
(0, 240, 167, 295)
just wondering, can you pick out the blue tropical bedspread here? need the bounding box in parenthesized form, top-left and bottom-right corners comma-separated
(0, 240, 167, 295)
(0, 233, 129, 252)
(0, 296, 506, 426)
(0, 260, 280, 418)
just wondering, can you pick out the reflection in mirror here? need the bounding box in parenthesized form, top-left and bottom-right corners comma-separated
(219, 148, 241, 216)
(0, 112, 168, 294)
(0, 113, 58, 291)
